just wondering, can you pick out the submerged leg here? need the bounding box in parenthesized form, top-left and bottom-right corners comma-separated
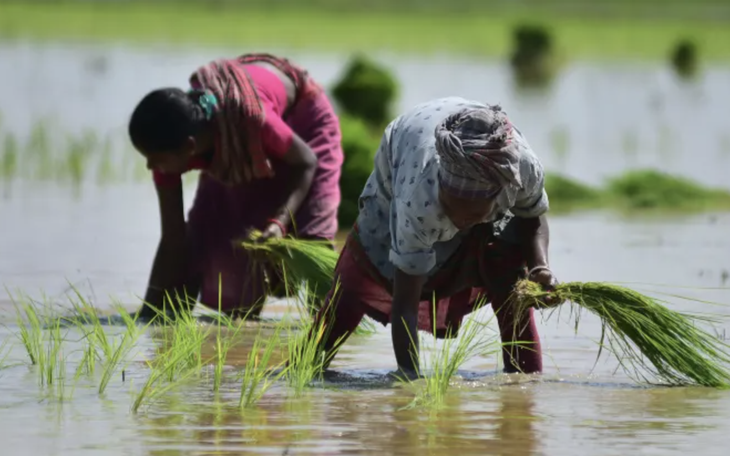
(311, 279, 368, 362)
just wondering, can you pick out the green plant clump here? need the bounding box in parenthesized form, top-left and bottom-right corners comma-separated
(332, 55, 398, 129)
(509, 23, 559, 88)
(544, 173, 603, 212)
(337, 114, 380, 227)
(510, 279, 730, 388)
(671, 38, 700, 79)
(607, 169, 730, 212)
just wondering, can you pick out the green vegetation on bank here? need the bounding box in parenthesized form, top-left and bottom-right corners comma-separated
(546, 170, 730, 215)
(1, 2, 729, 60)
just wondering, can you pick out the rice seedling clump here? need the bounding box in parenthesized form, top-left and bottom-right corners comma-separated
(510, 280, 730, 388)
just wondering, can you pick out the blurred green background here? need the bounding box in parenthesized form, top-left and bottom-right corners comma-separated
(2, 0, 730, 227)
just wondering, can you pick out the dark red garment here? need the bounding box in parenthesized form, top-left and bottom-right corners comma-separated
(314, 224, 543, 374)
(183, 89, 343, 312)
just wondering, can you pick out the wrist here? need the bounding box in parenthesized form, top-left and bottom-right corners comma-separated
(527, 265, 551, 277)
(267, 218, 288, 236)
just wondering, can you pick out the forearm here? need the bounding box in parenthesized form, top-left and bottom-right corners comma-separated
(142, 238, 190, 313)
(516, 214, 550, 270)
(273, 165, 316, 227)
(391, 269, 426, 374)
(142, 183, 191, 317)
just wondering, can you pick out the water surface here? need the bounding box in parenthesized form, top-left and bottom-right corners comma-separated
(1, 42, 730, 455)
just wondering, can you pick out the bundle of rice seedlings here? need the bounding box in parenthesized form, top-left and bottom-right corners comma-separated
(240, 233, 377, 335)
(241, 232, 338, 303)
(509, 280, 730, 388)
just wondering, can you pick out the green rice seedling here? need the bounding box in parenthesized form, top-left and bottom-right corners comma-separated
(131, 343, 202, 414)
(210, 277, 244, 393)
(211, 299, 250, 393)
(166, 316, 209, 382)
(10, 290, 45, 367)
(64, 133, 93, 187)
(43, 317, 72, 401)
(1, 338, 13, 370)
(97, 304, 146, 396)
(398, 297, 502, 410)
(239, 323, 288, 408)
(98, 328, 140, 395)
(2, 133, 18, 183)
(131, 295, 213, 412)
(26, 121, 53, 180)
(42, 317, 63, 387)
(241, 232, 338, 304)
(284, 282, 347, 396)
(75, 336, 97, 378)
(510, 280, 730, 388)
(96, 136, 115, 185)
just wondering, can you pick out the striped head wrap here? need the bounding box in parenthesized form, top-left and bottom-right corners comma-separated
(190, 54, 322, 185)
(434, 105, 522, 200)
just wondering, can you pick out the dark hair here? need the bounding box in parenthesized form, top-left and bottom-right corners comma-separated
(128, 88, 208, 154)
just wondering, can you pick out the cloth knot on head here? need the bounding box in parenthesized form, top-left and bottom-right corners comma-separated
(434, 105, 522, 200)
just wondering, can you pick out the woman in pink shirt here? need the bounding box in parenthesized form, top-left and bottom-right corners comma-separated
(128, 53, 343, 320)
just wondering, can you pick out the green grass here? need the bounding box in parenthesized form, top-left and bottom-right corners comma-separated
(1, 2, 730, 60)
(544, 173, 605, 213)
(607, 170, 730, 213)
(510, 279, 730, 387)
(545, 170, 730, 215)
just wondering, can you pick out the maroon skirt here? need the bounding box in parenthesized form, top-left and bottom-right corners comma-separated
(314, 223, 544, 373)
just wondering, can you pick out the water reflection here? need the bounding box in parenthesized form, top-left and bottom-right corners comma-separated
(134, 380, 542, 455)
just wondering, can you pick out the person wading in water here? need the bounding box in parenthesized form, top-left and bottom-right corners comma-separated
(128, 53, 343, 320)
(305, 97, 558, 377)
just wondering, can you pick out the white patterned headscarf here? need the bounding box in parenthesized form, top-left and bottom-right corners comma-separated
(434, 105, 522, 200)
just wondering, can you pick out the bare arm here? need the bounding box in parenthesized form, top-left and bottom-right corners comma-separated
(138, 181, 193, 319)
(515, 214, 550, 271)
(391, 268, 427, 376)
(270, 134, 317, 230)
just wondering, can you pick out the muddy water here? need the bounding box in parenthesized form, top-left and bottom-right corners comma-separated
(1, 42, 730, 455)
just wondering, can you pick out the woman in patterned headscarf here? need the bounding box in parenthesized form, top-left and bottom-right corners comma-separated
(308, 97, 559, 378)
(128, 53, 343, 320)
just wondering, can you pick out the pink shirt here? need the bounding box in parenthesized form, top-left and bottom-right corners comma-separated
(153, 64, 294, 186)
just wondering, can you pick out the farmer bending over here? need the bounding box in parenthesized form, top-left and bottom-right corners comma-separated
(311, 97, 557, 377)
(128, 53, 343, 320)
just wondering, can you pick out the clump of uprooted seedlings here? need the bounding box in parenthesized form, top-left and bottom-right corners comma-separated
(509, 280, 730, 387)
(240, 231, 378, 336)
(396, 298, 502, 411)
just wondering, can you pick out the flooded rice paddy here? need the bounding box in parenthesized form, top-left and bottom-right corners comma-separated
(1, 42, 730, 455)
